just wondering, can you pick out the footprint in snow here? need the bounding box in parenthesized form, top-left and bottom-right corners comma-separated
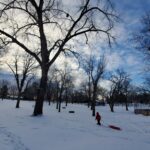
(0, 127, 30, 150)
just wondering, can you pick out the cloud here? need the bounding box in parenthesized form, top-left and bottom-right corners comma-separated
(105, 52, 123, 71)
(100, 79, 112, 90)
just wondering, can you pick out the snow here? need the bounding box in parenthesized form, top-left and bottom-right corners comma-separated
(0, 100, 150, 150)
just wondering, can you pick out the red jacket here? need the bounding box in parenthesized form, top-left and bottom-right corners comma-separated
(96, 112, 101, 121)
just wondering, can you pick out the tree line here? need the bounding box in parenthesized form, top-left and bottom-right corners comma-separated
(1, 57, 150, 115)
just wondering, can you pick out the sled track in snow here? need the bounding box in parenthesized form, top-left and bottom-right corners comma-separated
(0, 127, 30, 150)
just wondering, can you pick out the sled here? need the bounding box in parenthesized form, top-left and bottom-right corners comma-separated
(108, 125, 121, 131)
(99, 124, 122, 131)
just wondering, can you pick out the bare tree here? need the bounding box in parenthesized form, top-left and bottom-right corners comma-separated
(56, 62, 73, 112)
(83, 54, 106, 116)
(108, 69, 130, 112)
(0, 0, 117, 115)
(82, 55, 93, 108)
(90, 55, 106, 116)
(7, 53, 36, 108)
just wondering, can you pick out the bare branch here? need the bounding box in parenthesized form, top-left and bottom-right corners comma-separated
(0, 29, 41, 65)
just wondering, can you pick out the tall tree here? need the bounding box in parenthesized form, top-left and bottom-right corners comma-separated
(83, 54, 106, 116)
(55, 62, 73, 112)
(108, 69, 130, 112)
(0, 0, 117, 116)
(90, 55, 106, 116)
(82, 55, 93, 108)
(7, 53, 36, 108)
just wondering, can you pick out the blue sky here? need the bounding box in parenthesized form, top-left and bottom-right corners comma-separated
(107, 0, 150, 85)
(72, 0, 150, 87)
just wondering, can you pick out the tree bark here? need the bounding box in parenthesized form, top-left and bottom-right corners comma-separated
(92, 101, 95, 116)
(16, 92, 21, 108)
(109, 101, 114, 112)
(110, 104, 114, 112)
(33, 67, 48, 116)
(58, 99, 61, 112)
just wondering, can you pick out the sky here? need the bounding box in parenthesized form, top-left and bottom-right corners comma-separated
(0, 0, 150, 89)
(69, 0, 150, 87)
(105, 0, 150, 85)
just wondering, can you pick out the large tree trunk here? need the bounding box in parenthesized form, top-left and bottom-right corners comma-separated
(58, 99, 61, 112)
(110, 103, 114, 112)
(109, 100, 114, 112)
(92, 101, 95, 116)
(33, 67, 48, 116)
(16, 92, 21, 108)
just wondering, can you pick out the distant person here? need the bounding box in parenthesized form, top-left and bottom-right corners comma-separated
(95, 112, 101, 125)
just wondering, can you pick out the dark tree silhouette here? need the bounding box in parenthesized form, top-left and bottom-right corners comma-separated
(52, 62, 73, 112)
(108, 69, 130, 112)
(0, 0, 118, 116)
(90, 55, 106, 116)
(7, 53, 36, 108)
(83, 54, 106, 116)
(82, 55, 92, 108)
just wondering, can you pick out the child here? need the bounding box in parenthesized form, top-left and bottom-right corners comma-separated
(95, 112, 101, 125)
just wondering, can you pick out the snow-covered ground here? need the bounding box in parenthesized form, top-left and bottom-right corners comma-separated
(0, 100, 150, 150)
